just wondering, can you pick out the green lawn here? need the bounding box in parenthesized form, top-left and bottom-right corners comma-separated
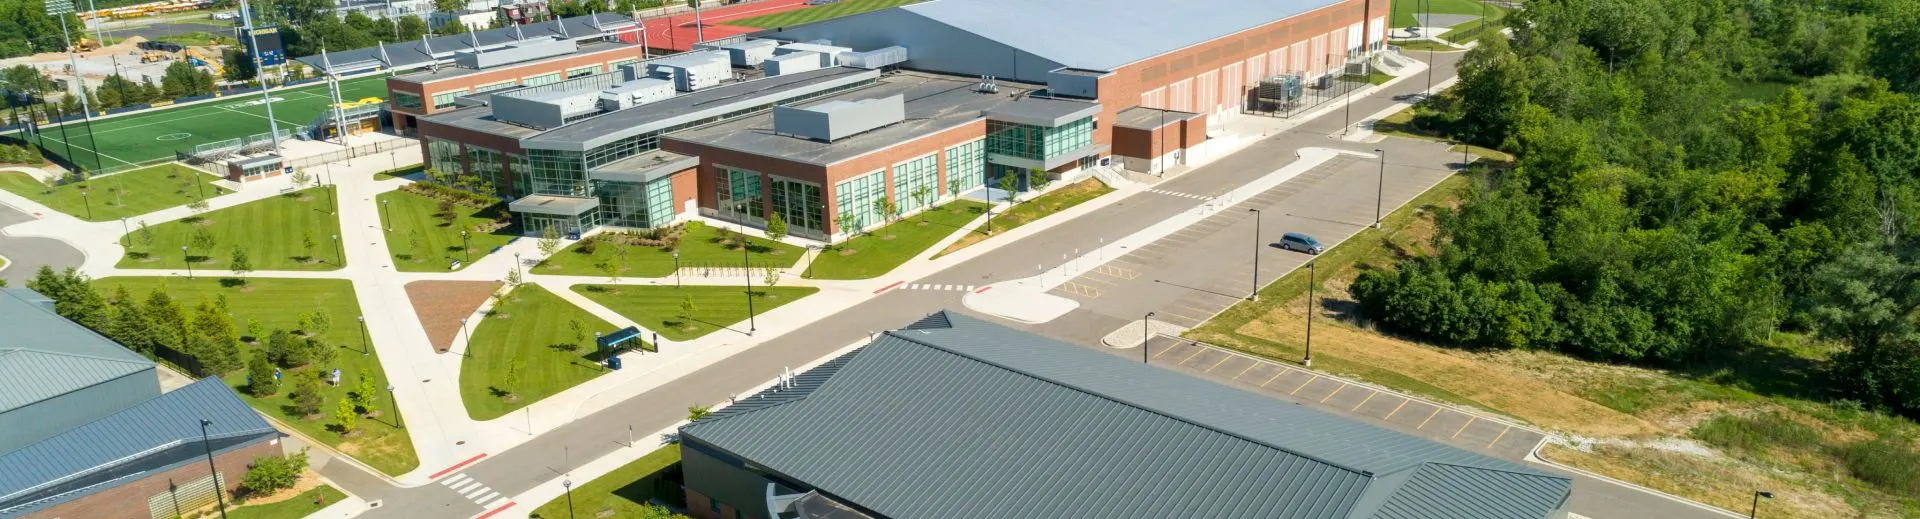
(376, 190, 515, 272)
(0, 163, 231, 221)
(1392, 39, 1463, 53)
(374, 164, 425, 181)
(230, 485, 348, 519)
(25, 74, 388, 172)
(117, 186, 344, 271)
(93, 277, 419, 476)
(807, 200, 987, 279)
(725, 0, 924, 28)
(937, 179, 1114, 257)
(530, 445, 684, 519)
(1342, 70, 1394, 85)
(574, 285, 820, 342)
(1391, 0, 1499, 27)
(460, 284, 620, 420)
(537, 221, 802, 278)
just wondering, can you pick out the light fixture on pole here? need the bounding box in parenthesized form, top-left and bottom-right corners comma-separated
(356, 315, 369, 356)
(386, 384, 402, 429)
(562, 479, 576, 519)
(198, 419, 229, 519)
(182, 245, 194, 278)
(1373, 148, 1386, 228)
(1246, 208, 1261, 300)
(1142, 312, 1155, 364)
(382, 199, 392, 231)
(1304, 261, 1316, 367)
(331, 234, 342, 265)
(1750, 491, 1773, 518)
(671, 251, 681, 288)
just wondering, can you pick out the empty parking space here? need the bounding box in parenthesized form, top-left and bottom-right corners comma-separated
(1146, 337, 1547, 461)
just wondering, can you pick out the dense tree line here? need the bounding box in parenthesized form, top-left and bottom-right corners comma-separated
(0, 0, 87, 60)
(1351, 0, 1920, 417)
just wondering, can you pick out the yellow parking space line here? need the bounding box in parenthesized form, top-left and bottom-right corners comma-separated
(1319, 383, 1346, 403)
(1151, 342, 1182, 359)
(1290, 375, 1319, 395)
(1383, 398, 1410, 420)
(1416, 408, 1442, 430)
(1258, 370, 1284, 387)
(1178, 347, 1206, 365)
(1451, 416, 1477, 439)
(1203, 355, 1232, 373)
(1487, 425, 1512, 448)
(1350, 391, 1376, 412)
(1233, 363, 1257, 379)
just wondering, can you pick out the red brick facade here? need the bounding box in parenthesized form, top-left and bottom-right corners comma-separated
(22, 439, 280, 519)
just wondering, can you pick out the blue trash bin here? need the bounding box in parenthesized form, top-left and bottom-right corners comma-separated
(607, 356, 623, 370)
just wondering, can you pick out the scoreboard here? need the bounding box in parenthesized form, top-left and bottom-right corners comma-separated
(244, 25, 286, 66)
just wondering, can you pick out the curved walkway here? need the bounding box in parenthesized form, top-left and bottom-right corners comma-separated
(0, 201, 87, 285)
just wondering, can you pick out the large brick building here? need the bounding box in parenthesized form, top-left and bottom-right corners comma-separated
(412, 0, 1388, 239)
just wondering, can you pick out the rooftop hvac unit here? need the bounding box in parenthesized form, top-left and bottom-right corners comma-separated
(775, 43, 850, 68)
(718, 39, 780, 68)
(839, 46, 906, 69)
(648, 52, 729, 92)
(599, 78, 675, 111)
(1258, 74, 1304, 102)
(764, 51, 823, 76)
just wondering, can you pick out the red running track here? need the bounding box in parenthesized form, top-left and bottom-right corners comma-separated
(618, 0, 814, 52)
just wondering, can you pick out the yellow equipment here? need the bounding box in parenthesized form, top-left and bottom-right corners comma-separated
(70, 38, 100, 52)
(184, 48, 222, 76)
(140, 51, 170, 63)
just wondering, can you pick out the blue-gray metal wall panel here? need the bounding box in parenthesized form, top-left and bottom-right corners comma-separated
(0, 368, 158, 453)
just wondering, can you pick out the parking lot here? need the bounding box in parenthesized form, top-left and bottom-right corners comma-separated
(1147, 336, 1545, 461)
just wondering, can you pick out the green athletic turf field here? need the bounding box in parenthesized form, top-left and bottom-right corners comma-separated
(1391, 0, 1502, 28)
(23, 74, 389, 173)
(725, 0, 924, 29)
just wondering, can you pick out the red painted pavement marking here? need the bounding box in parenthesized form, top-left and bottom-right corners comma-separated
(974, 286, 993, 294)
(874, 281, 904, 294)
(473, 501, 516, 519)
(430, 453, 488, 479)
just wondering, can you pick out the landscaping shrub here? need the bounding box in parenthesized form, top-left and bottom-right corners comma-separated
(1690, 412, 1824, 453)
(0, 143, 42, 164)
(1836, 437, 1920, 495)
(240, 450, 310, 497)
(400, 181, 501, 209)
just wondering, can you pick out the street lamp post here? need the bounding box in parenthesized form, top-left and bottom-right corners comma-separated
(1750, 491, 1772, 518)
(332, 234, 342, 265)
(741, 226, 756, 335)
(1373, 148, 1386, 228)
(672, 251, 681, 288)
(119, 217, 129, 247)
(386, 384, 402, 429)
(514, 252, 523, 280)
(458, 317, 471, 354)
(324, 181, 335, 213)
(198, 419, 229, 519)
(382, 199, 392, 231)
(562, 479, 576, 519)
(80, 190, 92, 219)
(356, 315, 369, 356)
(1247, 209, 1261, 301)
(460, 230, 470, 263)
(182, 245, 194, 278)
(1142, 312, 1155, 364)
(1304, 261, 1315, 367)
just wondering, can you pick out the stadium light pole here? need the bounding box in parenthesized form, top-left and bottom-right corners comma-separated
(51, 10, 103, 176)
(198, 419, 229, 519)
(1246, 208, 1260, 301)
(238, 0, 283, 152)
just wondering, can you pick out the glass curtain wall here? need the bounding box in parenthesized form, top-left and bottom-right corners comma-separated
(893, 154, 938, 213)
(596, 178, 678, 229)
(769, 175, 823, 239)
(528, 149, 592, 197)
(834, 170, 886, 231)
(716, 166, 766, 226)
(428, 139, 463, 175)
(945, 139, 986, 194)
(467, 146, 503, 196)
(985, 117, 1095, 161)
(507, 154, 531, 197)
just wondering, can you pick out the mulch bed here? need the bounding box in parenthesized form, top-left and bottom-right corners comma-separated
(404, 280, 502, 353)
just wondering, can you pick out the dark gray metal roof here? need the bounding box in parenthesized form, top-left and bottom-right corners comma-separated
(521, 67, 880, 151)
(0, 289, 154, 413)
(395, 40, 642, 84)
(898, 0, 1346, 70)
(683, 312, 1570, 519)
(0, 378, 274, 505)
(296, 13, 636, 74)
(664, 71, 1095, 166)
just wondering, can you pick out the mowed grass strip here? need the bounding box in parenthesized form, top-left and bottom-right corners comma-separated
(937, 179, 1113, 257)
(538, 221, 802, 278)
(724, 0, 923, 28)
(118, 186, 345, 271)
(1390, 0, 1500, 27)
(460, 284, 620, 420)
(228, 485, 348, 519)
(0, 163, 231, 221)
(94, 277, 420, 476)
(807, 200, 987, 279)
(574, 284, 820, 342)
(39, 74, 388, 168)
(376, 189, 516, 272)
(530, 445, 683, 519)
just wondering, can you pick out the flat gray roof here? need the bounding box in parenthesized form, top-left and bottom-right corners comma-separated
(1115, 106, 1201, 130)
(664, 71, 1097, 166)
(295, 13, 634, 74)
(898, 0, 1345, 70)
(683, 311, 1572, 519)
(509, 194, 600, 215)
(590, 149, 699, 183)
(393, 40, 642, 84)
(422, 103, 548, 140)
(522, 67, 880, 151)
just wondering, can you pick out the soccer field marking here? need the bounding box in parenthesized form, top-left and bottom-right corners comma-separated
(34, 134, 142, 168)
(216, 104, 311, 128)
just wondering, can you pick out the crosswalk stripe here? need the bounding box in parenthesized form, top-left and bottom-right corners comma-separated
(486, 497, 512, 508)
(465, 485, 492, 499)
(452, 480, 482, 493)
(476, 492, 500, 504)
(441, 474, 469, 486)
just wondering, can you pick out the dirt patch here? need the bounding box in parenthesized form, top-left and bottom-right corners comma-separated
(404, 280, 502, 353)
(1233, 297, 1656, 437)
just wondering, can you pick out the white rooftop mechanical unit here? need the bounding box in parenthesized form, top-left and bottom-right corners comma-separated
(764, 51, 822, 76)
(772, 95, 906, 142)
(648, 51, 730, 92)
(717, 39, 779, 68)
(839, 46, 907, 70)
(775, 42, 851, 67)
(453, 37, 577, 69)
(600, 78, 676, 111)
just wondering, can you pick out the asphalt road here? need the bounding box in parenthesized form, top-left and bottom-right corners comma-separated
(349, 51, 1730, 519)
(0, 204, 87, 285)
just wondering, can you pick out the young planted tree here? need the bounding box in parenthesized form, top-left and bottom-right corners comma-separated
(246, 318, 264, 343)
(600, 260, 621, 285)
(229, 246, 253, 282)
(912, 185, 932, 218)
(764, 267, 780, 288)
(836, 212, 859, 239)
(289, 169, 311, 188)
(352, 375, 379, 415)
(503, 356, 525, 400)
(406, 230, 424, 261)
(333, 398, 358, 434)
(137, 221, 154, 254)
(680, 293, 697, 321)
(567, 318, 588, 352)
(302, 230, 318, 262)
(538, 225, 561, 256)
(292, 371, 325, 417)
(246, 353, 278, 396)
(997, 173, 1019, 204)
(948, 176, 963, 204)
(765, 214, 788, 243)
(505, 266, 523, 287)
(308, 310, 333, 337)
(189, 228, 217, 260)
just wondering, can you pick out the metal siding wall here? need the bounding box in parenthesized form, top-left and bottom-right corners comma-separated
(1291, 42, 1307, 74)
(1220, 62, 1242, 110)
(1309, 36, 1326, 75)
(1195, 70, 1218, 114)
(1245, 57, 1265, 86)
(0, 370, 160, 453)
(1168, 79, 1193, 112)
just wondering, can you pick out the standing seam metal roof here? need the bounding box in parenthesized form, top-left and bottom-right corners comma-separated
(0, 288, 155, 412)
(683, 311, 1571, 519)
